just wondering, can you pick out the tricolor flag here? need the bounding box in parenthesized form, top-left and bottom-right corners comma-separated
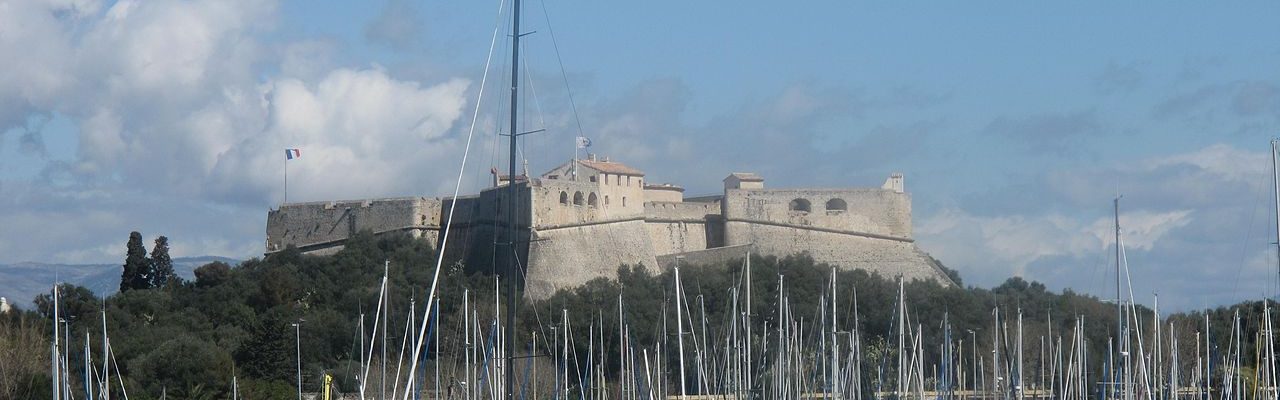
(285, 148, 301, 160)
(576, 136, 592, 149)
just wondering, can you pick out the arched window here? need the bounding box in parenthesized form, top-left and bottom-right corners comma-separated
(826, 198, 847, 211)
(789, 198, 811, 212)
(559, 191, 569, 205)
(573, 191, 584, 206)
(588, 193, 599, 207)
(622, 197, 627, 207)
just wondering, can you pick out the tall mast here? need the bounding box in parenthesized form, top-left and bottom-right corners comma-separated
(1114, 196, 1124, 400)
(504, 0, 522, 398)
(1271, 138, 1280, 293)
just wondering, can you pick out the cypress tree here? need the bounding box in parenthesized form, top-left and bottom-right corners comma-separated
(150, 236, 174, 288)
(120, 231, 150, 292)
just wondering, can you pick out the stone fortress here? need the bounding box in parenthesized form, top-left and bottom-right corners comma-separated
(265, 155, 954, 298)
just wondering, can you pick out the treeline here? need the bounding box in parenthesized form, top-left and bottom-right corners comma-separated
(0, 230, 1250, 399)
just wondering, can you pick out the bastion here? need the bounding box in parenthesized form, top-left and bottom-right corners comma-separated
(265, 156, 954, 298)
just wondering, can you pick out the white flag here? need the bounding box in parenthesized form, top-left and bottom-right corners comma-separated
(576, 136, 592, 149)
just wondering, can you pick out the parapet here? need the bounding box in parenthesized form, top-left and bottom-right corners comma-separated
(644, 183, 684, 203)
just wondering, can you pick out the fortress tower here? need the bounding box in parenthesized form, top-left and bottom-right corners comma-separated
(265, 156, 954, 298)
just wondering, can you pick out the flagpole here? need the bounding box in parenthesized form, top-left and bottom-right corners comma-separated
(284, 150, 288, 205)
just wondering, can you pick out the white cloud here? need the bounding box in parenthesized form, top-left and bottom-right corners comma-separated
(208, 68, 470, 203)
(919, 143, 1275, 310)
(0, 0, 476, 263)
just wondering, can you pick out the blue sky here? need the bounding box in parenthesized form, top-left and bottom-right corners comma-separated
(1, 0, 1278, 310)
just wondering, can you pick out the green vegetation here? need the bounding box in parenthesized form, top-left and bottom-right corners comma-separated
(0, 230, 1257, 399)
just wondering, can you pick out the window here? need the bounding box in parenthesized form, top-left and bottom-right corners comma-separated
(590, 175, 597, 183)
(627, 176, 632, 186)
(559, 191, 569, 205)
(588, 193, 599, 207)
(622, 197, 627, 207)
(826, 198, 847, 211)
(605, 174, 610, 185)
(574, 191, 585, 206)
(789, 198, 811, 212)
(605, 195, 610, 206)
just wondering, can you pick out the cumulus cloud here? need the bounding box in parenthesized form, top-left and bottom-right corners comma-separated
(209, 68, 470, 203)
(0, 0, 475, 263)
(917, 143, 1276, 310)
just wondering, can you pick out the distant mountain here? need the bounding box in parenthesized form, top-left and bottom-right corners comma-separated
(0, 256, 239, 309)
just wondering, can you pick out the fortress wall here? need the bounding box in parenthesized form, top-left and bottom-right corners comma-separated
(523, 219, 659, 299)
(722, 188, 912, 239)
(266, 197, 437, 253)
(645, 222, 708, 256)
(643, 201, 722, 256)
(437, 195, 482, 261)
(644, 201, 721, 221)
(723, 221, 949, 284)
(441, 186, 533, 273)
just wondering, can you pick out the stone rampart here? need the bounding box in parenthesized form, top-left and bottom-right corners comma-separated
(644, 201, 722, 256)
(524, 219, 658, 299)
(723, 221, 950, 284)
(265, 197, 440, 254)
(722, 188, 911, 239)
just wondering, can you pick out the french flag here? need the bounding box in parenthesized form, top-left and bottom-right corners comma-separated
(285, 148, 301, 160)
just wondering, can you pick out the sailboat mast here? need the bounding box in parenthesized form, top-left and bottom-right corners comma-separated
(504, 0, 522, 398)
(1115, 196, 1124, 400)
(1271, 138, 1280, 292)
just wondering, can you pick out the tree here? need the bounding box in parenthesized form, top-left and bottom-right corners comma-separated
(150, 236, 175, 288)
(120, 231, 151, 292)
(194, 261, 232, 288)
(33, 284, 100, 323)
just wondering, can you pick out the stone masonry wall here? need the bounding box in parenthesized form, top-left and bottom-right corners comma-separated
(643, 201, 721, 256)
(723, 221, 950, 284)
(722, 188, 912, 239)
(524, 219, 659, 299)
(266, 197, 440, 254)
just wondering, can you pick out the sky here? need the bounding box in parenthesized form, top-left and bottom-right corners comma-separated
(2, 0, 1279, 311)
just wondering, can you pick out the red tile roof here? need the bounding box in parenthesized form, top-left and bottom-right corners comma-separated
(577, 160, 645, 176)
